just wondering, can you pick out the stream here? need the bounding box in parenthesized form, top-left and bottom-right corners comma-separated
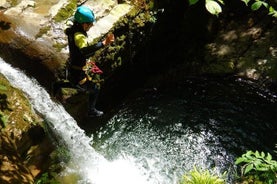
(0, 57, 276, 184)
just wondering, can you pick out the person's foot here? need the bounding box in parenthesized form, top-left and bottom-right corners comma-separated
(88, 108, 104, 117)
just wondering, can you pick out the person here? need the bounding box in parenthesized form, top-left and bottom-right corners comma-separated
(65, 5, 115, 117)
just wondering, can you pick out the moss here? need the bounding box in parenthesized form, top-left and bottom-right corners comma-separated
(7, 0, 19, 6)
(53, 42, 67, 52)
(53, 0, 77, 23)
(0, 74, 43, 130)
(89, 2, 156, 76)
(35, 26, 51, 39)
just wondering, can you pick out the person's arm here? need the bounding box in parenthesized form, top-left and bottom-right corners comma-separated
(74, 32, 104, 58)
(80, 42, 104, 58)
(75, 32, 115, 58)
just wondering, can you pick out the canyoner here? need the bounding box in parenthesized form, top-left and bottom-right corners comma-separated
(54, 5, 115, 117)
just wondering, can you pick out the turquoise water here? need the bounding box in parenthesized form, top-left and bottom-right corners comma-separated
(90, 77, 277, 183)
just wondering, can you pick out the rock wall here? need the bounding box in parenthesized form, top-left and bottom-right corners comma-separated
(0, 74, 55, 183)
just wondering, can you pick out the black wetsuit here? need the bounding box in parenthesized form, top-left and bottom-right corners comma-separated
(65, 23, 104, 114)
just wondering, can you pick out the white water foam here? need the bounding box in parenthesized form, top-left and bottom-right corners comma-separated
(0, 58, 149, 184)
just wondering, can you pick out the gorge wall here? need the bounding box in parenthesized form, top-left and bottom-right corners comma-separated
(1, 0, 277, 182)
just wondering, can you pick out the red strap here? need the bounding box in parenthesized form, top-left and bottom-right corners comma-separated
(90, 62, 103, 74)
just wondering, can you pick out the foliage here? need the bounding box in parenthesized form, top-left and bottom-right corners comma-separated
(0, 112, 8, 128)
(189, 0, 277, 17)
(235, 150, 277, 184)
(53, 0, 77, 22)
(188, 0, 224, 16)
(181, 166, 225, 184)
(92, 3, 157, 76)
(35, 173, 60, 184)
(0, 84, 7, 91)
(35, 26, 51, 39)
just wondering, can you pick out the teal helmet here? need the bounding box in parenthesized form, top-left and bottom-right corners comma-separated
(74, 6, 95, 23)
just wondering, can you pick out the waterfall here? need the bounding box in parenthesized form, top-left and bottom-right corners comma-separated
(0, 58, 149, 184)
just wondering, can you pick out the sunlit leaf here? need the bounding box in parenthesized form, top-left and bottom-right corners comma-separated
(254, 160, 262, 166)
(235, 157, 247, 164)
(251, 1, 268, 11)
(205, 0, 222, 16)
(241, 0, 251, 6)
(189, 0, 199, 5)
(245, 151, 254, 159)
(268, 7, 277, 18)
(217, 0, 224, 5)
(256, 165, 269, 171)
(244, 164, 254, 175)
(261, 151, 265, 158)
(266, 153, 272, 161)
(251, 1, 263, 11)
(255, 150, 260, 158)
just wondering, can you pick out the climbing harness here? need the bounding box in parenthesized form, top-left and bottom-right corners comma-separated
(78, 60, 104, 89)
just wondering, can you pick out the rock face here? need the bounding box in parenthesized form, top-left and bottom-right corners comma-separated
(0, 74, 54, 183)
(0, 0, 132, 90)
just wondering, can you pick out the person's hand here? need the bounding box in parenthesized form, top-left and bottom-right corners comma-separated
(102, 33, 115, 46)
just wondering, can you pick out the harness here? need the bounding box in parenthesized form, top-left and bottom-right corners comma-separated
(78, 60, 104, 89)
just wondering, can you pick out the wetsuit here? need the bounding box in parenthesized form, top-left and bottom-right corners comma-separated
(65, 23, 104, 116)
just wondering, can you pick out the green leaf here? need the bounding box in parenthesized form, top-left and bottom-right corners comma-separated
(268, 6, 277, 17)
(245, 151, 254, 159)
(235, 157, 247, 165)
(244, 164, 254, 175)
(241, 0, 251, 6)
(251, 1, 263, 10)
(205, 0, 222, 16)
(217, 0, 224, 5)
(266, 153, 272, 161)
(189, 0, 199, 5)
(256, 165, 269, 171)
(251, 1, 268, 11)
(261, 151, 265, 158)
(255, 150, 260, 158)
(253, 160, 262, 167)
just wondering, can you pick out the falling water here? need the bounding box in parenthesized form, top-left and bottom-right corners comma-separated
(0, 58, 150, 184)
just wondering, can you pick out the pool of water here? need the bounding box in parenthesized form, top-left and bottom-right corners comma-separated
(89, 77, 277, 183)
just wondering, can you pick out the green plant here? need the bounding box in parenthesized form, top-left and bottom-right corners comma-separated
(189, 0, 277, 17)
(181, 166, 225, 184)
(188, 0, 224, 16)
(235, 150, 277, 184)
(35, 173, 60, 184)
(53, 0, 77, 22)
(35, 26, 51, 39)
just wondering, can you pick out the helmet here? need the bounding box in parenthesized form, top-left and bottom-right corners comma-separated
(74, 6, 95, 24)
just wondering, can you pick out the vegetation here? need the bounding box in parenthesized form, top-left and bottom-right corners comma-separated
(235, 150, 277, 184)
(7, 0, 19, 7)
(189, 0, 277, 17)
(35, 173, 60, 184)
(181, 166, 225, 184)
(35, 26, 51, 39)
(91, 1, 157, 78)
(53, 0, 77, 23)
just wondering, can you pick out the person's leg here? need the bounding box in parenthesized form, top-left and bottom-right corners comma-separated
(87, 84, 103, 117)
